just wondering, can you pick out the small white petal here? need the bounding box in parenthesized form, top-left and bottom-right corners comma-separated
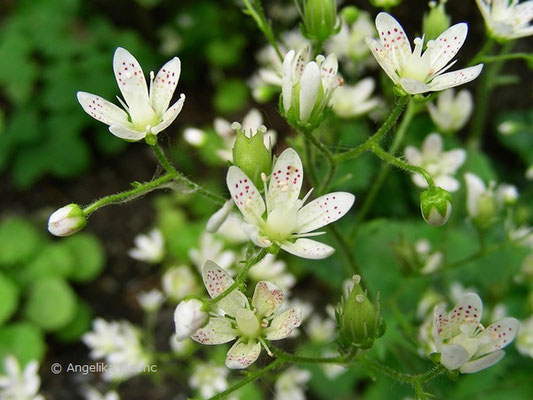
(267, 148, 304, 212)
(429, 64, 483, 92)
(191, 317, 237, 345)
(202, 261, 247, 317)
(459, 350, 505, 373)
(108, 124, 147, 141)
(296, 192, 355, 233)
(77, 92, 129, 126)
(299, 61, 321, 122)
(151, 93, 185, 135)
(265, 308, 302, 340)
(251, 281, 284, 318)
(440, 343, 470, 370)
(225, 340, 262, 369)
(227, 166, 266, 226)
(280, 238, 335, 259)
(150, 57, 181, 115)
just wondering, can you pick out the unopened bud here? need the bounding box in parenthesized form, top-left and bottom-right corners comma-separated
(369, 0, 402, 10)
(48, 204, 87, 237)
(174, 298, 208, 341)
(232, 125, 272, 188)
(341, 6, 360, 24)
(300, 0, 340, 42)
(423, 0, 451, 41)
(420, 187, 452, 227)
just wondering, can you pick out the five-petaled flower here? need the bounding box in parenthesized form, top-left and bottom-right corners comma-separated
(227, 148, 355, 259)
(365, 12, 483, 94)
(77, 47, 185, 142)
(475, 0, 533, 41)
(433, 293, 520, 373)
(191, 261, 302, 369)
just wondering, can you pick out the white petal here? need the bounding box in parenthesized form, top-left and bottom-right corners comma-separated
(109, 124, 146, 141)
(459, 350, 505, 374)
(465, 172, 486, 218)
(296, 192, 355, 233)
(400, 78, 432, 94)
(267, 148, 304, 212)
(477, 317, 520, 355)
(423, 133, 443, 157)
(202, 260, 247, 317)
(375, 12, 411, 69)
(206, 200, 234, 233)
(227, 166, 266, 225)
(435, 175, 460, 192)
(282, 50, 296, 113)
(319, 53, 339, 91)
(150, 57, 181, 115)
(225, 340, 262, 369)
(77, 92, 129, 126)
(404, 146, 422, 165)
(151, 94, 185, 135)
(440, 343, 470, 370)
(299, 61, 321, 122)
(265, 308, 302, 340)
(429, 64, 483, 92)
(515, 1, 533, 26)
(214, 117, 233, 138)
(433, 303, 450, 343)
(365, 37, 399, 84)
(191, 317, 237, 345)
(430, 23, 468, 74)
(280, 238, 335, 259)
(448, 293, 483, 335)
(252, 281, 284, 318)
(242, 108, 263, 133)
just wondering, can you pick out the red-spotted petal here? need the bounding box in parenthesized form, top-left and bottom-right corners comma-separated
(265, 308, 302, 340)
(433, 303, 450, 342)
(375, 12, 411, 70)
(77, 92, 129, 126)
(281, 238, 335, 259)
(252, 281, 284, 318)
(430, 23, 468, 74)
(151, 94, 185, 135)
(477, 317, 520, 355)
(202, 260, 247, 317)
(227, 166, 265, 225)
(191, 317, 237, 345)
(429, 64, 483, 92)
(447, 293, 482, 336)
(225, 340, 262, 369)
(365, 37, 399, 83)
(150, 57, 181, 115)
(267, 148, 304, 212)
(296, 192, 355, 233)
(113, 48, 150, 114)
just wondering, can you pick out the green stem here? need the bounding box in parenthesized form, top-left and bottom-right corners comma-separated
(151, 143, 177, 174)
(360, 357, 444, 386)
(242, 0, 283, 62)
(208, 357, 285, 400)
(327, 224, 359, 275)
(478, 53, 532, 63)
(333, 96, 410, 163)
(304, 140, 319, 186)
(300, 128, 336, 194)
(269, 344, 357, 364)
(438, 240, 516, 272)
(469, 38, 495, 66)
(348, 99, 417, 242)
(207, 249, 268, 306)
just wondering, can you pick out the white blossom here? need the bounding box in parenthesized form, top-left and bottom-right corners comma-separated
(189, 232, 236, 274)
(475, 0, 533, 40)
(77, 47, 185, 141)
(427, 89, 473, 132)
(330, 78, 380, 118)
(174, 299, 208, 341)
(227, 148, 355, 259)
(189, 362, 228, 399)
(248, 254, 296, 294)
(0, 356, 44, 400)
(137, 289, 165, 312)
(48, 204, 86, 237)
(516, 315, 533, 358)
(405, 133, 466, 192)
(366, 13, 483, 94)
(162, 265, 200, 302)
(415, 239, 444, 274)
(305, 315, 336, 343)
(128, 229, 164, 264)
(83, 387, 120, 400)
(183, 127, 207, 147)
(274, 367, 311, 400)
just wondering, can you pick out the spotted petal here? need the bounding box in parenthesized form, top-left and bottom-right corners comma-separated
(430, 23, 468, 74)
(365, 37, 400, 84)
(375, 12, 411, 70)
(296, 192, 355, 233)
(77, 92, 129, 126)
(459, 350, 505, 374)
(429, 64, 483, 92)
(281, 238, 335, 259)
(202, 260, 247, 317)
(225, 340, 262, 369)
(265, 308, 302, 340)
(399, 78, 431, 95)
(191, 317, 237, 345)
(252, 281, 284, 318)
(477, 317, 520, 356)
(227, 166, 265, 226)
(267, 148, 304, 212)
(150, 57, 181, 115)
(447, 293, 482, 336)
(433, 303, 450, 343)
(151, 94, 185, 135)
(440, 343, 470, 371)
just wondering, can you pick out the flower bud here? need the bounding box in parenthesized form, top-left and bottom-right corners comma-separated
(420, 187, 452, 227)
(369, 0, 402, 10)
(174, 298, 208, 341)
(232, 123, 272, 188)
(423, 1, 451, 41)
(300, 0, 340, 42)
(336, 275, 386, 351)
(341, 6, 360, 24)
(48, 204, 87, 237)
(206, 200, 234, 233)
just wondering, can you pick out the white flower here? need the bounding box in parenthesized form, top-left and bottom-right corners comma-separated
(464, 173, 514, 223)
(330, 78, 380, 118)
(366, 13, 483, 94)
(0, 356, 44, 400)
(183, 127, 207, 147)
(77, 47, 185, 141)
(418, 314, 438, 357)
(48, 203, 86, 237)
(433, 293, 520, 373)
(174, 299, 208, 341)
(83, 387, 120, 400)
(189, 232, 236, 274)
(449, 281, 477, 303)
(128, 229, 164, 264)
(516, 315, 533, 358)
(137, 289, 165, 312)
(274, 367, 311, 400)
(189, 362, 228, 398)
(248, 254, 296, 294)
(206, 200, 235, 233)
(475, 0, 533, 40)
(427, 89, 473, 132)
(305, 315, 336, 343)
(415, 239, 444, 274)
(227, 148, 355, 259)
(416, 289, 444, 320)
(405, 133, 466, 192)
(214, 109, 277, 162)
(281, 48, 340, 126)
(496, 183, 519, 205)
(82, 319, 150, 381)
(162, 265, 200, 302)
(217, 213, 250, 244)
(320, 350, 347, 379)
(527, 165, 533, 180)
(169, 334, 194, 355)
(192, 261, 302, 369)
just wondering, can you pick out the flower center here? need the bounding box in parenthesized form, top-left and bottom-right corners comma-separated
(401, 38, 432, 82)
(262, 206, 299, 242)
(235, 309, 261, 339)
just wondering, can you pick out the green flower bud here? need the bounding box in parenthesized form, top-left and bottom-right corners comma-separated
(474, 192, 496, 227)
(341, 6, 359, 25)
(337, 275, 386, 351)
(369, 0, 402, 10)
(423, 1, 451, 41)
(420, 187, 452, 227)
(300, 0, 340, 42)
(232, 123, 272, 188)
(48, 204, 87, 237)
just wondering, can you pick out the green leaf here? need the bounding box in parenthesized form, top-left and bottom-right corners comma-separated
(0, 218, 42, 267)
(214, 79, 249, 114)
(23, 277, 77, 331)
(0, 323, 45, 372)
(0, 273, 19, 326)
(62, 233, 105, 282)
(54, 299, 92, 342)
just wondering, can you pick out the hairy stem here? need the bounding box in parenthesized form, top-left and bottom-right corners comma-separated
(242, 0, 283, 61)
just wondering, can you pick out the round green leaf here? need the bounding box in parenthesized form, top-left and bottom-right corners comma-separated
(23, 277, 76, 331)
(0, 323, 45, 372)
(15, 243, 74, 287)
(62, 233, 105, 282)
(0, 273, 19, 326)
(0, 218, 41, 267)
(54, 299, 92, 342)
